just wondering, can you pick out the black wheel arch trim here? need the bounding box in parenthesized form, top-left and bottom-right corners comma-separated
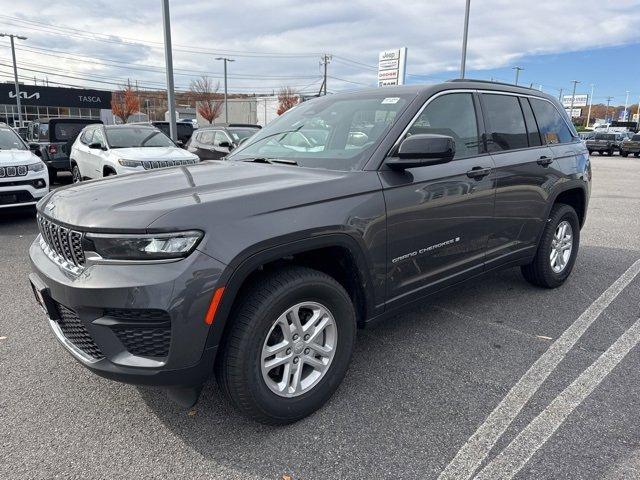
(204, 232, 377, 351)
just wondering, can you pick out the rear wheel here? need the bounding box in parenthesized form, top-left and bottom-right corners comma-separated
(216, 266, 356, 425)
(607, 148, 614, 156)
(621, 151, 629, 157)
(521, 203, 580, 288)
(635, 153, 639, 157)
(599, 150, 604, 155)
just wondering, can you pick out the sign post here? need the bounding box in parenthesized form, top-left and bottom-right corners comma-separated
(378, 48, 407, 87)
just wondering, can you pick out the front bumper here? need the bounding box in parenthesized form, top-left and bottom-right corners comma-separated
(29, 238, 227, 387)
(0, 172, 49, 208)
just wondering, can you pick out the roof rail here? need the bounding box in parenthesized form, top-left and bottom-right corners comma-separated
(447, 78, 538, 90)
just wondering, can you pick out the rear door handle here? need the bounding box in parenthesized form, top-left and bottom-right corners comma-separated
(537, 155, 553, 166)
(466, 167, 492, 179)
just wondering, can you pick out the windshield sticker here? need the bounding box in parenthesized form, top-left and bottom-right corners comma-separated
(382, 97, 400, 104)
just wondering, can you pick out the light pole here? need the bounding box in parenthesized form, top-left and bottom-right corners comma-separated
(605, 96, 614, 124)
(161, 0, 177, 141)
(568, 80, 580, 125)
(512, 66, 523, 86)
(585, 84, 594, 128)
(460, 0, 471, 78)
(215, 57, 235, 122)
(0, 33, 27, 127)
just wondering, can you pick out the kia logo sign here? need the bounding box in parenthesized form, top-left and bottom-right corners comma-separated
(9, 90, 40, 100)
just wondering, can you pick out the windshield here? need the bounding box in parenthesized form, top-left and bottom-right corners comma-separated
(227, 93, 413, 171)
(0, 128, 27, 150)
(105, 127, 176, 148)
(632, 135, 640, 141)
(594, 133, 615, 140)
(228, 128, 258, 142)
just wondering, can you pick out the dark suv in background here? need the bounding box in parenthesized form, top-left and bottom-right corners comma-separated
(187, 124, 260, 160)
(29, 81, 590, 425)
(585, 132, 624, 155)
(149, 121, 195, 146)
(26, 118, 102, 181)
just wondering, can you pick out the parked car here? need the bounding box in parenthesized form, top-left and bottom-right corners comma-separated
(69, 124, 199, 182)
(186, 124, 261, 160)
(30, 81, 590, 425)
(0, 124, 48, 208)
(585, 132, 625, 155)
(619, 133, 640, 157)
(578, 131, 595, 141)
(16, 125, 29, 140)
(146, 121, 195, 146)
(26, 118, 102, 181)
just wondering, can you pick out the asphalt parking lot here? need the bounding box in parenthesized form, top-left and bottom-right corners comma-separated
(1, 156, 639, 480)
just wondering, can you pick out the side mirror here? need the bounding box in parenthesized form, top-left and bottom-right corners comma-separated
(88, 142, 105, 150)
(386, 134, 455, 170)
(218, 141, 231, 149)
(175, 139, 184, 148)
(29, 143, 42, 156)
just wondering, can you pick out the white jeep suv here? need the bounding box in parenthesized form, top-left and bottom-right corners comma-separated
(0, 124, 49, 209)
(70, 124, 199, 182)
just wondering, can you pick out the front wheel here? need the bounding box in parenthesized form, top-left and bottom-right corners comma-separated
(621, 150, 629, 157)
(71, 165, 82, 183)
(607, 148, 614, 156)
(521, 203, 580, 288)
(216, 266, 356, 425)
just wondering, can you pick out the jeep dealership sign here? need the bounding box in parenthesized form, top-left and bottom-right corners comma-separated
(0, 83, 112, 109)
(562, 94, 588, 108)
(378, 48, 407, 87)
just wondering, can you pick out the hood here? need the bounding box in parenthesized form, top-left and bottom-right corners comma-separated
(109, 146, 197, 161)
(0, 149, 42, 166)
(38, 160, 359, 231)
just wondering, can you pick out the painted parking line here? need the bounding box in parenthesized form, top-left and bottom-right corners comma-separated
(438, 258, 640, 480)
(475, 317, 640, 479)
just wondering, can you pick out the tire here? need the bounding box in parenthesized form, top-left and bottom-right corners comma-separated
(635, 153, 639, 157)
(599, 150, 604, 155)
(621, 151, 629, 157)
(607, 148, 613, 156)
(216, 265, 356, 425)
(47, 167, 57, 183)
(71, 164, 82, 183)
(587, 150, 593, 155)
(521, 204, 580, 288)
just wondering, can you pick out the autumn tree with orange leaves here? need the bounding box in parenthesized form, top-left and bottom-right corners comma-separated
(111, 84, 140, 124)
(190, 76, 223, 124)
(277, 87, 299, 115)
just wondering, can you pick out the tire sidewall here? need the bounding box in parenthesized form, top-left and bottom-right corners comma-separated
(240, 278, 355, 421)
(539, 206, 580, 286)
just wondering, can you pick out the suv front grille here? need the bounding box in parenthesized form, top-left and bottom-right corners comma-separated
(142, 159, 198, 170)
(37, 215, 85, 271)
(55, 303, 104, 360)
(0, 165, 28, 177)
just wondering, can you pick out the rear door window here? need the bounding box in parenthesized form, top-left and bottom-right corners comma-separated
(482, 94, 528, 151)
(520, 98, 542, 147)
(529, 98, 575, 145)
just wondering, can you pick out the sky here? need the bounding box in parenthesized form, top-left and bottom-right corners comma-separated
(0, 0, 639, 105)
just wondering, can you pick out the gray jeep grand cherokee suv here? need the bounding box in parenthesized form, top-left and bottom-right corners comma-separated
(29, 81, 591, 424)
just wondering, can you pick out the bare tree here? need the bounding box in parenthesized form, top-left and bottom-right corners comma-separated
(190, 76, 223, 124)
(277, 86, 299, 115)
(111, 84, 140, 124)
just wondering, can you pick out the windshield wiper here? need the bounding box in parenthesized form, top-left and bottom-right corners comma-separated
(245, 157, 299, 166)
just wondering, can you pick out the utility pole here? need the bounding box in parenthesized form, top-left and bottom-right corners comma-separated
(460, 0, 471, 78)
(215, 57, 235, 122)
(568, 80, 580, 124)
(605, 96, 614, 124)
(512, 66, 523, 86)
(558, 88, 564, 102)
(585, 84, 594, 128)
(161, 0, 177, 141)
(319, 54, 332, 95)
(0, 33, 27, 127)
(623, 90, 630, 121)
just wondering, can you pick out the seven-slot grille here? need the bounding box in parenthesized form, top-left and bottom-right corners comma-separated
(37, 214, 85, 268)
(142, 158, 197, 170)
(0, 165, 28, 177)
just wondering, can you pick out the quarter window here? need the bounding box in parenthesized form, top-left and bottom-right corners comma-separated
(406, 93, 480, 159)
(80, 129, 94, 145)
(529, 98, 575, 144)
(482, 94, 528, 151)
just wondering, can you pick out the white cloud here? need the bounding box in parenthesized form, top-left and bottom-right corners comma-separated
(1, 0, 639, 93)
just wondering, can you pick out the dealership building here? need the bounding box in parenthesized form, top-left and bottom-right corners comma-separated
(0, 82, 112, 126)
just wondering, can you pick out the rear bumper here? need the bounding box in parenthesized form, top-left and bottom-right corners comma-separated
(621, 145, 640, 153)
(29, 239, 227, 387)
(45, 158, 71, 171)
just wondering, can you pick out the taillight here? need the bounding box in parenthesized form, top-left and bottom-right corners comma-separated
(48, 144, 58, 154)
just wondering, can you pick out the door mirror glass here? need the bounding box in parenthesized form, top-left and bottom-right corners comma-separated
(387, 134, 455, 170)
(88, 142, 104, 150)
(218, 140, 231, 149)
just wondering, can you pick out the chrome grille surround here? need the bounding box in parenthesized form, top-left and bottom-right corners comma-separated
(37, 214, 85, 274)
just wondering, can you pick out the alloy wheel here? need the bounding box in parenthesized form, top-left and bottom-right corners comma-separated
(550, 220, 573, 273)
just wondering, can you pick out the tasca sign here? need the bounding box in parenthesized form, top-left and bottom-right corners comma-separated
(0, 83, 112, 108)
(378, 48, 407, 87)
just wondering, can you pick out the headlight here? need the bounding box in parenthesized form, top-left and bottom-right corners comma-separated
(118, 159, 144, 168)
(28, 162, 45, 172)
(85, 231, 203, 261)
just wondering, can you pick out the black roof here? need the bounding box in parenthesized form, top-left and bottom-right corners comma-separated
(33, 117, 102, 124)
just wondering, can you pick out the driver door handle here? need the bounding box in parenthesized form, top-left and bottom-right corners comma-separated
(466, 167, 492, 179)
(537, 155, 553, 166)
